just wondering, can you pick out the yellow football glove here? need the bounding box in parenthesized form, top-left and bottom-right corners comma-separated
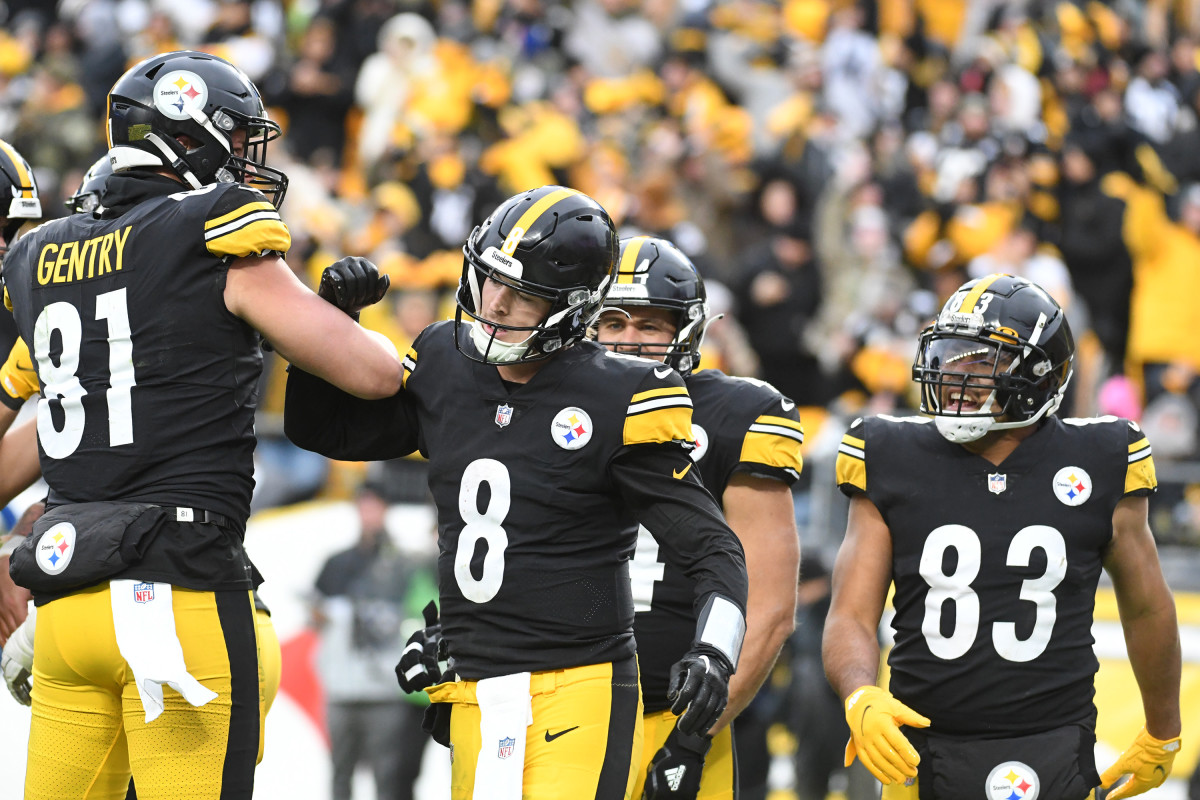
(1099, 726, 1182, 800)
(842, 685, 931, 785)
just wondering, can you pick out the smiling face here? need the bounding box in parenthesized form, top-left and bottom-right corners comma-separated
(594, 306, 678, 363)
(927, 337, 1016, 416)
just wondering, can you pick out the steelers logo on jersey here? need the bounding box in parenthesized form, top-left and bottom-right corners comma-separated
(690, 423, 709, 462)
(1051, 466, 1092, 506)
(551, 407, 593, 450)
(153, 70, 210, 121)
(985, 760, 1039, 800)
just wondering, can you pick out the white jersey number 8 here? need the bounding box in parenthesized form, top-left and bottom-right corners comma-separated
(455, 458, 511, 603)
(919, 524, 1066, 662)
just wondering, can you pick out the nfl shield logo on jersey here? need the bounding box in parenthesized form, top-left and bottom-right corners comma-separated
(133, 582, 155, 603)
(988, 473, 1006, 494)
(495, 403, 513, 428)
(985, 760, 1039, 800)
(497, 736, 515, 759)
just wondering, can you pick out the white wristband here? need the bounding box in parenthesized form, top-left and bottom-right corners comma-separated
(695, 594, 746, 670)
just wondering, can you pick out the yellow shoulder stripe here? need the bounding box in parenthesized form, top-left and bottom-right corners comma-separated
(1128, 438, 1150, 454)
(631, 386, 689, 403)
(624, 405, 692, 447)
(1125, 453, 1157, 495)
(205, 201, 277, 231)
(836, 450, 866, 491)
(739, 430, 803, 474)
(842, 434, 865, 450)
(754, 414, 805, 435)
(205, 219, 291, 258)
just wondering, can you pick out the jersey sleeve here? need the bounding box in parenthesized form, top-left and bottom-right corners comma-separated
(835, 417, 868, 496)
(1124, 420, 1157, 496)
(284, 321, 427, 460)
(622, 368, 694, 447)
(0, 337, 37, 410)
(731, 395, 804, 485)
(610, 442, 748, 616)
(204, 185, 290, 258)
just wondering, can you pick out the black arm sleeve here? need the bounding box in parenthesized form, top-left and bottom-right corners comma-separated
(610, 442, 748, 616)
(284, 365, 420, 461)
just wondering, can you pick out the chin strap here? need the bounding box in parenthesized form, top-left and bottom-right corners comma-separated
(470, 318, 533, 363)
(144, 132, 202, 189)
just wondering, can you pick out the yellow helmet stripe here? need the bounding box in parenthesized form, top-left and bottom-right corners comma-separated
(500, 187, 582, 256)
(960, 273, 1004, 314)
(618, 236, 649, 283)
(0, 140, 34, 198)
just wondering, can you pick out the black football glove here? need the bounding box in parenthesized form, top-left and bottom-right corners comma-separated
(667, 646, 733, 737)
(395, 601, 443, 694)
(318, 256, 390, 321)
(643, 724, 711, 799)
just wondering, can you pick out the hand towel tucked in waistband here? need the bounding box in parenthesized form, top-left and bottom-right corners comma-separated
(110, 580, 218, 723)
(473, 671, 533, 800)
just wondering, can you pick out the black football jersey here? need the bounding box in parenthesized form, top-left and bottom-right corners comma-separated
(634, 370, 804, 712)
(284, 322, 749, 680)
(3, 174, 290, 526)
(835, 414, 1157, 736)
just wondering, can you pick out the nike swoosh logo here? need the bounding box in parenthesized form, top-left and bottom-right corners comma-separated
(673, 463, 692, 479)
(15, 360, 34, 374)
(781, 398, 795, 411)
(654, 367, 672, 379)
(545, 726, 579, 742)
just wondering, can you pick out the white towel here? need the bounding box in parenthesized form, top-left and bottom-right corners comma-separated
(109, 579, 218, 723)
(473, 672, 533, 800)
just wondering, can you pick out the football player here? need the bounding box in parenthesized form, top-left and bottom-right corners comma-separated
(284, 186, 750, 800)
(1, 50, 400, 800)
(0, 161, 282, 783)
(0, 137, 42, 646)
(823, 274, 1181, 800)
(591, 237, 802, 800)
(65, 154, 113, 215)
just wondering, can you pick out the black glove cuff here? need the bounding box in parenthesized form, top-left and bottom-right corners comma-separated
(669, 727, 713, 758)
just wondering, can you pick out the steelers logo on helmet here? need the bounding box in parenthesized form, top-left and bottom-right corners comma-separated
(985, 760, 1040, 800)
(552, 407, 593, 450)
(690, 423, 709, 462)
(1052, 466, 1092, 506)
(153, 70, 210, 121)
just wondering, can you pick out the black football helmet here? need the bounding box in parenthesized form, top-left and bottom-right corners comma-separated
(913, 273, 1074, 442)
(455, 185, 618, 364)
(594, 236, 710, 375)
(106, 50, 288, 207)
(65, 155, 113, 214)
(0, 138, 42, 256)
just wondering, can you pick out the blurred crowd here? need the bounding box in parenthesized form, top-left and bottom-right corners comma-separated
(3, 0, 1200, 542)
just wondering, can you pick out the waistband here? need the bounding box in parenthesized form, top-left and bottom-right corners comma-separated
(427, 657, 638, 705)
